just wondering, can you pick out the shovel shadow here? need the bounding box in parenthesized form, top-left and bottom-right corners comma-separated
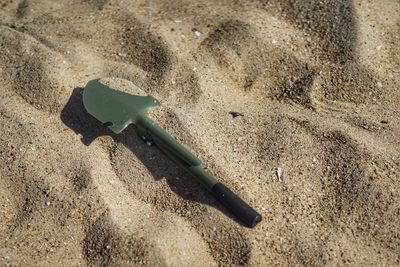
(60, 88, 244, 226)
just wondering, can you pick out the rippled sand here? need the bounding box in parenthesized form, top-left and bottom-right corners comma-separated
(1, 0, 399, 265)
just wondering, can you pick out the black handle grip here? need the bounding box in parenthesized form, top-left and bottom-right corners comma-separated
(212, 183, 262, 227)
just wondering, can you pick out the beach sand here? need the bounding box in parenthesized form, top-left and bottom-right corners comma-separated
(1, 0, 399, 266)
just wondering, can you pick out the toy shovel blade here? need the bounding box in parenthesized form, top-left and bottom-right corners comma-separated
(82, 79, 160, 134)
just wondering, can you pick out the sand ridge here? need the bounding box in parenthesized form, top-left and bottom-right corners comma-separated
(1, 0, 399, 266)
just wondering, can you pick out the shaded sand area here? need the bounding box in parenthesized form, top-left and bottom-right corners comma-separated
(1, 0, 399, 266)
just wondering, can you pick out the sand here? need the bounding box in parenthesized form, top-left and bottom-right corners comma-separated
(0, 0, 399, 266)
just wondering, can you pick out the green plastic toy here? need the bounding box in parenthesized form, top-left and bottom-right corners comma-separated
(83, 79, 262, 227)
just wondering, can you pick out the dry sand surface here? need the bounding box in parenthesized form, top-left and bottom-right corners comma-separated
(1, 0, 400, 266)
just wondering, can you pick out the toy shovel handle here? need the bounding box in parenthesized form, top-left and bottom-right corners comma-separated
(211, 182, 262, 227)
(139, 118, 262, 227)
(188, 166, 261, 227)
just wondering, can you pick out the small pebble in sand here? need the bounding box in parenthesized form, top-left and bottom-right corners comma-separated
(272, 39, 277, 44)
(377, 81, 383, 88)
(229, 111, 244, 118)
(276, 167, 283, 182)
(45, 201, 50, 206)
(194, 31, 201, 37)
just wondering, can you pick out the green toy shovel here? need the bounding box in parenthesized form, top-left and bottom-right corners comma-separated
(83, 79, 262, 227)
